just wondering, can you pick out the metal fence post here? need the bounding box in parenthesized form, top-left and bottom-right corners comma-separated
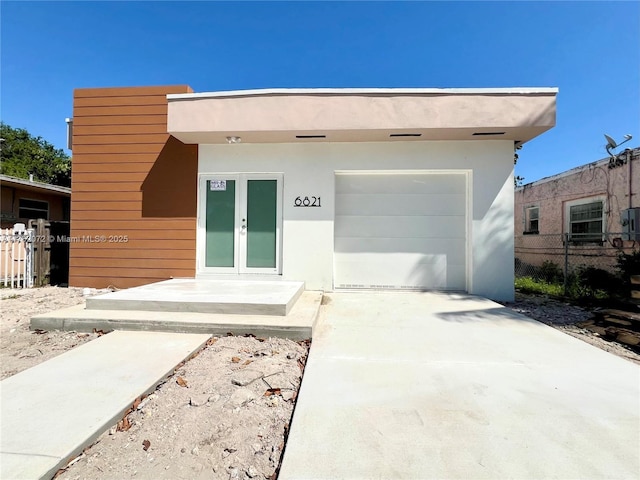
(563, 233, 569, 296)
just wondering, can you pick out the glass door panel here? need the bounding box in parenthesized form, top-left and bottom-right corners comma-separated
(205, 179, 236, 268)
(246, 179, 277, 268)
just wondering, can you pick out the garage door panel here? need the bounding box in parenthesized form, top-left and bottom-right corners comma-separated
(335, 237, 466, 256)
(335, 193, 466, 216)
(335, 215, 465, 239)
(334, 172, 467, 291)
(336, 173, 465, 195)
(335, 257, 466, 290)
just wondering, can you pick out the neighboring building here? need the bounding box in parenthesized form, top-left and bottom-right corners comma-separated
(67, 85, 557, 301)
(0, 174, 71, 228)
(515, 147, 640, 272)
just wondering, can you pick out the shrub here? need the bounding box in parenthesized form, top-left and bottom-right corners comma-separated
(577, 267, 622, 295)
(538, 261, 563, 283)
(617, 250, 640, 282)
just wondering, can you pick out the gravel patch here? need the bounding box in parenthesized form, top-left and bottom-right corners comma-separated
(502, 292, 640, 365)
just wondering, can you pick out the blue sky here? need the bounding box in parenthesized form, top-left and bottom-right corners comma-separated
(1, 1, 638, 183)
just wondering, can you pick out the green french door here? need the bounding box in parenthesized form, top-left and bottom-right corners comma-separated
(198, 174, 282, 274)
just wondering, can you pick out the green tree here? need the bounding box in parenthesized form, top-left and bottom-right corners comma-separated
(0, 123, 71, 187)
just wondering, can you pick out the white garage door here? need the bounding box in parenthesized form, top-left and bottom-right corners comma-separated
(334, 172, 467, 290)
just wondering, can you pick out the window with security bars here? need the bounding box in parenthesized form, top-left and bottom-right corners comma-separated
(569, 201, 603, 242)
(18, 198, 49, 220)
(524, 206, 539, 234)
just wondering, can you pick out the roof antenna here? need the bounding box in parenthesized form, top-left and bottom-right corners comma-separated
(604, 133, 632, 156)
(604, 133, 633, 168)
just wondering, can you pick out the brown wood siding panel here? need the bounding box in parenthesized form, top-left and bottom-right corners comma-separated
(72, 182, 145, 192)
(73, 133, 170, 146)
(70, 267, 195, 278)
(74, 95, 169, 107)
(73, 172, 150, 183)
(69, 153, 159, 164)
(72, 192, 142, 202)
(69, 276, 178, 289)
(71, 220, 196, 230)
(72, 200, 140, 211)
(72, 144, 165, 154)
(73, 163, 153, 174)
(69, 229, 195, 240)
(69, 239, 195, 250)
(74, 105, 168, 116)
(70, 258, 194, 269)
(72, 115, 167, 127)
(74, 85, 192, 98)
(70, 86, 196, 287)
(74, 124, 169, 136)
(71, 211, 143, 221)
(71, 249, 195, 260)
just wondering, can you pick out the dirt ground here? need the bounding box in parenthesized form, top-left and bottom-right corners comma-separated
(2, 287, 639, 480)
(0, 286, 309, 480)
(0, 286, 102, 380)
(59, 335, 309, 480)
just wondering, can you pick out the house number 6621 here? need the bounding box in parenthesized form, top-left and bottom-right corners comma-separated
(294, 196, 321, 207)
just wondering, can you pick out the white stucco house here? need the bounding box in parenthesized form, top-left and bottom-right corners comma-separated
(68, 86, 557, 302)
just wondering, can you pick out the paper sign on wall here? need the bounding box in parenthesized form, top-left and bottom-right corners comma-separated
(210, 180, 227, 191)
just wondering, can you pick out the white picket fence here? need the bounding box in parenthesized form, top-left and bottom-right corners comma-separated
(1, 224, 34, 288)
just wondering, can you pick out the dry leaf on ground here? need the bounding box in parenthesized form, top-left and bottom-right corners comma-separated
(116, 417, 131, 432)
(176, 376, 188, 388)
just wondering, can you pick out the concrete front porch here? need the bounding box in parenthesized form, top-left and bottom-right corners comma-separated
(31, 279, 320, 341)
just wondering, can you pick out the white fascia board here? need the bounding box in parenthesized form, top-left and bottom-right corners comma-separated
(167, 87, 559, 101)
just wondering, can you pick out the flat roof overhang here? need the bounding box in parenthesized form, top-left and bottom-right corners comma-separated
(167, 87, 557, 145)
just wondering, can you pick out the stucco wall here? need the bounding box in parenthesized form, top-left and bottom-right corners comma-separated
(199, 140, 514, 301)
(515, 151, 639, 236)
(514, 149, 639, 272)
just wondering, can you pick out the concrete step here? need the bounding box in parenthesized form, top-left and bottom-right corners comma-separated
(0, 330, 211, 480)
(86, 278, 305, 316)
(32, 291, 322, 341)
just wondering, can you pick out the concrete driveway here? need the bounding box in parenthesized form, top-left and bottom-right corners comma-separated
(279, 292, 640, 479)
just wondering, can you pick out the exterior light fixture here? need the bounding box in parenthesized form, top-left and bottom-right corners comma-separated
(226, 136, 242, 144)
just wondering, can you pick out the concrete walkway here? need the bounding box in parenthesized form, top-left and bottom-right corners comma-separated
(279, 292, 640, 479)
(0, 330, 210, 480)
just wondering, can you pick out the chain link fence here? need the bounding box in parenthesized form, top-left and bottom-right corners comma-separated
(515, 233, 639, 295)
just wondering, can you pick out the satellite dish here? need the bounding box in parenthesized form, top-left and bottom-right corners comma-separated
(604, 134, 617, 149)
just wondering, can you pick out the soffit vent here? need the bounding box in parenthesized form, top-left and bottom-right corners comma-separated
(296, 135, 326, 139)
(472, 132, 506, 136)
(389, 133, 422, 137)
